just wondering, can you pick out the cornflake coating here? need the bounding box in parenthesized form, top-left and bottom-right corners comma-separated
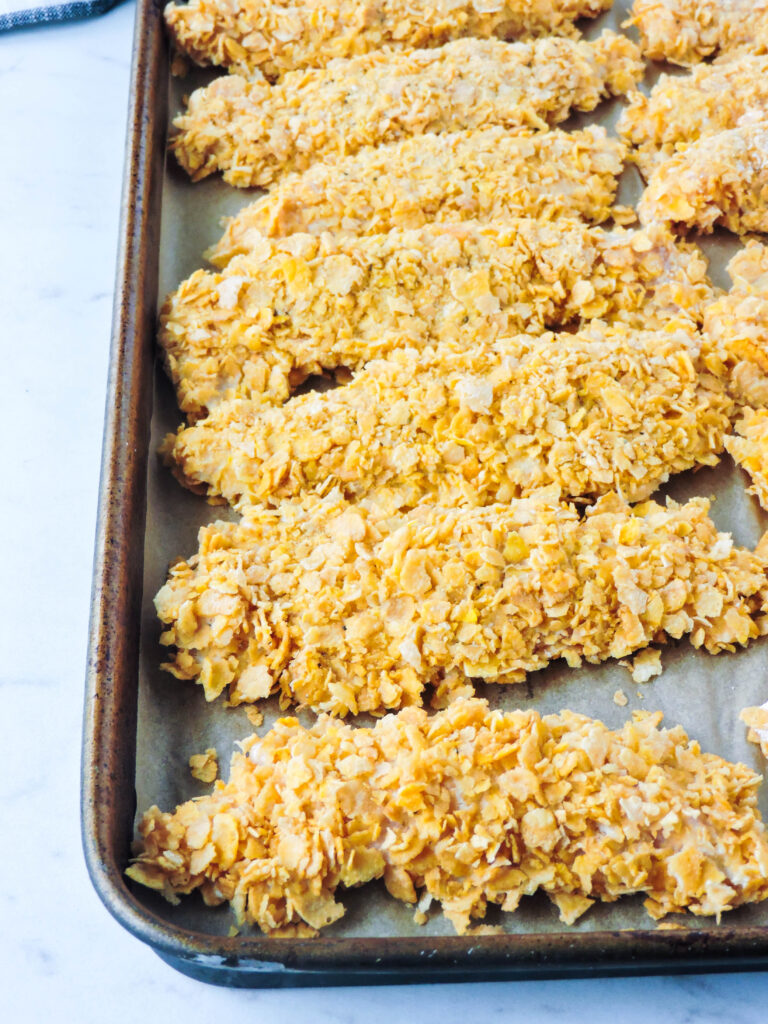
(165, 0, 614, 79)
(153, 492, 768, 714)
(628, 0, 768, 65)
(617, 55, 768, 178)
(170, 32, 643, 187)
(209, 126, 628, 265)
(126, 698, 768, 935)
(638, 121, 768, 236)
(704, 242, 768, 410)
(741, 702, 768, 759)
(162, 323, 733, 512)
(160, 221, 714, 419)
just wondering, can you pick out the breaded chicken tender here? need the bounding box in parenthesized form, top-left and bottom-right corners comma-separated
(704, 242, 768, 410)
(209, 127, 628, 265)
(638, 121, 768, 236)
(153, 492, 768, 714)
(617, 55, 768, 177)
(163, 323, 733, 513)
(171, 32, 643, 187)
(165, 0, 614, 79)
(126, 697, 768, 935)
(628, 0, 768, 65)
(160, 221, 714, 419)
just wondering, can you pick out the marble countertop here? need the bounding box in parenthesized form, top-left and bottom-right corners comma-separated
(4, 4, 768, 1020)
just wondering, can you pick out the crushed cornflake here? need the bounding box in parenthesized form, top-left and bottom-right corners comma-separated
(165, 0, 613, 78)
(208, 126, 629, 263)
(617, 54, 768, 177)
(638, 121, 768, 236)
(153, 492, 768, 715)
(741, 703, 768, 759)
(629, 649, 663, 684)
(170, 32, 642, 187)
(627, 0, 768, 66)
(126, 698, 768, 936)
(613, 690, 629, 707)
(244, 707, 264, 728)
(160, 220, 715, 419)
(189, 748, 219, 783)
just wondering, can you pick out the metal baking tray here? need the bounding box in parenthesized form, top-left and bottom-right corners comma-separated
(82, 0, 768, 986)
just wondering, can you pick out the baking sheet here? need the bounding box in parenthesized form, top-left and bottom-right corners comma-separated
(132, 0, 768, 941)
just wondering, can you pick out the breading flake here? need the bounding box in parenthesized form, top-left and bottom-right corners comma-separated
(162, 322, 733, 512)
(153, 492, 768, 715)
(638, 121, 768, 236)
(170, 32, 643, 187)
(189, 748, 219, 783)
(209, 126, 629, 264)
(628, 0, 768, 65)
(160, 220, 714, 419)
(127, 698, 768, 935)
(165, 0, 614, 78)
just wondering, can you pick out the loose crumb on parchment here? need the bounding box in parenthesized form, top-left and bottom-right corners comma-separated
(189, 748, 219, 783)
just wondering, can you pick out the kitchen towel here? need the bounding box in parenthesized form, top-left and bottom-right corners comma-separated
(0, 0, 125, 31)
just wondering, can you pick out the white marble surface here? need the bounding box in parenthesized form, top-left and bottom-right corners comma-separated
(4, 4, 768, 1020)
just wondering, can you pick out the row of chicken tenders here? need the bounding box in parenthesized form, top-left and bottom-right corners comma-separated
(128, 0, 768, 938)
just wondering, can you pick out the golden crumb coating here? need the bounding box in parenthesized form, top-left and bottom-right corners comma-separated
(160, 221, 714, 419)
(726, 409, 768, 511)
(153, 493, 768, 714)
(209, 126, 628, 265)
(617, 55, 768, 178)
(628, 0, 768, 65)
(170, 32, 643, 187)
(127, 697, 768, 935)
(704, 242, 768, 410)
(165, 0, 614, 78)
(162, 323, 733, 513)
(638, 121, 768, 236)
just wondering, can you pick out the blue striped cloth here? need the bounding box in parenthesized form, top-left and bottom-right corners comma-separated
(0, 0, 125, 31)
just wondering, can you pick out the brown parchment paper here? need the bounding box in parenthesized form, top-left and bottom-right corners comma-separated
(133, 0, 768, 940)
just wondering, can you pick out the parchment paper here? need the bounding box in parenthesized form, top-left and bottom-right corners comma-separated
(133, 0, 768, 940)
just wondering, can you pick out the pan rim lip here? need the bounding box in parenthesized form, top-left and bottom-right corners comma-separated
(80, 0, 768, 978)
